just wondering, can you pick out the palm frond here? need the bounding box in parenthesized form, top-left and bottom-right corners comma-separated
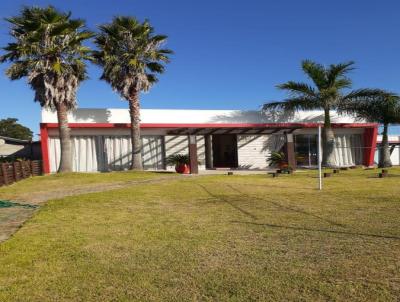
(276, 81, 317, 97)
(327, 61, 354, 83)
(301, 60, 327, 89)
(333, 78, 352, 90)
(339, 89, 400, 124)
(263, 97, 319, 112)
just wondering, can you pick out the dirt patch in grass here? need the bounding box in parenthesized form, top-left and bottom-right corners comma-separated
(0, 201, 38, 242)
(7, 175, 183, 205)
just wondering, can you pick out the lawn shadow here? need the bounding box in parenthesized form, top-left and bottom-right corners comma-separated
(367, 174, 400, 179)
(226, 184, 346, 228)
(196, 184, 258, 220)
(232, 221, 400, 240)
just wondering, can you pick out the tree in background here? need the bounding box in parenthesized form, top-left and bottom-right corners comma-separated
(340, 92, 400, 167)
(0, 6, 93, 172)
(93, 16, 172, 170)
(263, 60, 385, 167)
(0, 118, 33, 140)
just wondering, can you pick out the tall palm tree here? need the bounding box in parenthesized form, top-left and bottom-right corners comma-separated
(0, 6, 93, 172)
(340, 92, 400, 167)
(93, 17, 172, 170)
(263, 60, 383, 167)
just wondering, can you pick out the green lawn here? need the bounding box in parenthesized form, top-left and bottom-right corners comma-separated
(0, 168, 399, 301)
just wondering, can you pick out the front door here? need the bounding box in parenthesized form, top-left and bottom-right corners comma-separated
(212, 135, 238, 168)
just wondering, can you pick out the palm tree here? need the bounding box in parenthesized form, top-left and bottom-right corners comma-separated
(340, 92, 400, 167)
(93, 17, 172, 170)
(263, 60, 383, 167)
(0, 6, 93, 172)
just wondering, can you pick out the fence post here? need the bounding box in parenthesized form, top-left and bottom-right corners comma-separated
(1, 163, 9, 185)
(13, 161, 20, 181)
(0, 164, 4, 186)
(26, 160, 31, 177)
(30, 161, 35, 176)
(21, 160, 27, 178)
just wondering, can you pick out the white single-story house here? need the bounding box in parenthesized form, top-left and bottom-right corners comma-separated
(40, 108, 378, 173)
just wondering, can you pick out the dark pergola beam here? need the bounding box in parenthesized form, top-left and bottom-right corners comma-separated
(288, 127, 300, 134)
(223, 128, 240, 134)
(269, 128, 282, 134)
(254, 128, 269, 134)
(167, 127, 300, 136)
(204, 128, 221, 135)
(167, 128, 190, 135)
(189, 128, 204, 135)
(239, 128, 252, 134)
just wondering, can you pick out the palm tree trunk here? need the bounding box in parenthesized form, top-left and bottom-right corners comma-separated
(379, 123, 392, 168)
(322, 108, 335, 167)
(128, 90, 143, 170)
(56, 102, 72, 172)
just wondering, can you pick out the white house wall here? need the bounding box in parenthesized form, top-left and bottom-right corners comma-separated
(42, 108, 365, 124)
(237, 135, 270, 169)
(165, 135, 205, 170)
(48, 133, 206, 172)
(388, 146, 400, 165)
(47, 128, 168, 136)
(376, 135, 400, 165)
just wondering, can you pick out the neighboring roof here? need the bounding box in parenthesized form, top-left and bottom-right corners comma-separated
(0, 136, 31, 144)
(42, 108, 367, 125)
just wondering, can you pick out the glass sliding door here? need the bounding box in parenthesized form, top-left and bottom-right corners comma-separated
(295, 135, 318, 167)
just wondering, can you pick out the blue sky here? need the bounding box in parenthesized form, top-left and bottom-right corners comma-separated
(1, 0, 400, 137)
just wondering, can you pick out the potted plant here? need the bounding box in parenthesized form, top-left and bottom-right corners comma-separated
(166, 154, 190, 174)
(267, 151, 288, 169)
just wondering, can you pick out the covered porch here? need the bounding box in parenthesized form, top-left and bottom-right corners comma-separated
(165, 123, 378, 174)
(166, 124, 303, 174)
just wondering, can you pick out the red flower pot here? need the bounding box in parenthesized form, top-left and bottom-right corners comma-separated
(175, 164, 190, 174)
(279, 162, 289, 169)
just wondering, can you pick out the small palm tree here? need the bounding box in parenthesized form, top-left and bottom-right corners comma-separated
(0, 6, 93, 172)
(93, 17, 172, 170)
(263, 60, 383, 167)
(340, 92, 400, 167)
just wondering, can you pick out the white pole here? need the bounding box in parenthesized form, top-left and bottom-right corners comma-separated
(318, 125, 322, 190)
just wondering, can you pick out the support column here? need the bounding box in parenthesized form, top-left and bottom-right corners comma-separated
(285, 132, 296, 170)
(204, 135, 213, 169)
(188, 135, 198, 174)
(40, 123, 50, 174)
(363, 126, 378, 167)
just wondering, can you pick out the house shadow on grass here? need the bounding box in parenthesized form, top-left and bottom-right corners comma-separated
(225, 184, 346, 228)
(196, 184, 258, 220)
(231, 221, 400, 240)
